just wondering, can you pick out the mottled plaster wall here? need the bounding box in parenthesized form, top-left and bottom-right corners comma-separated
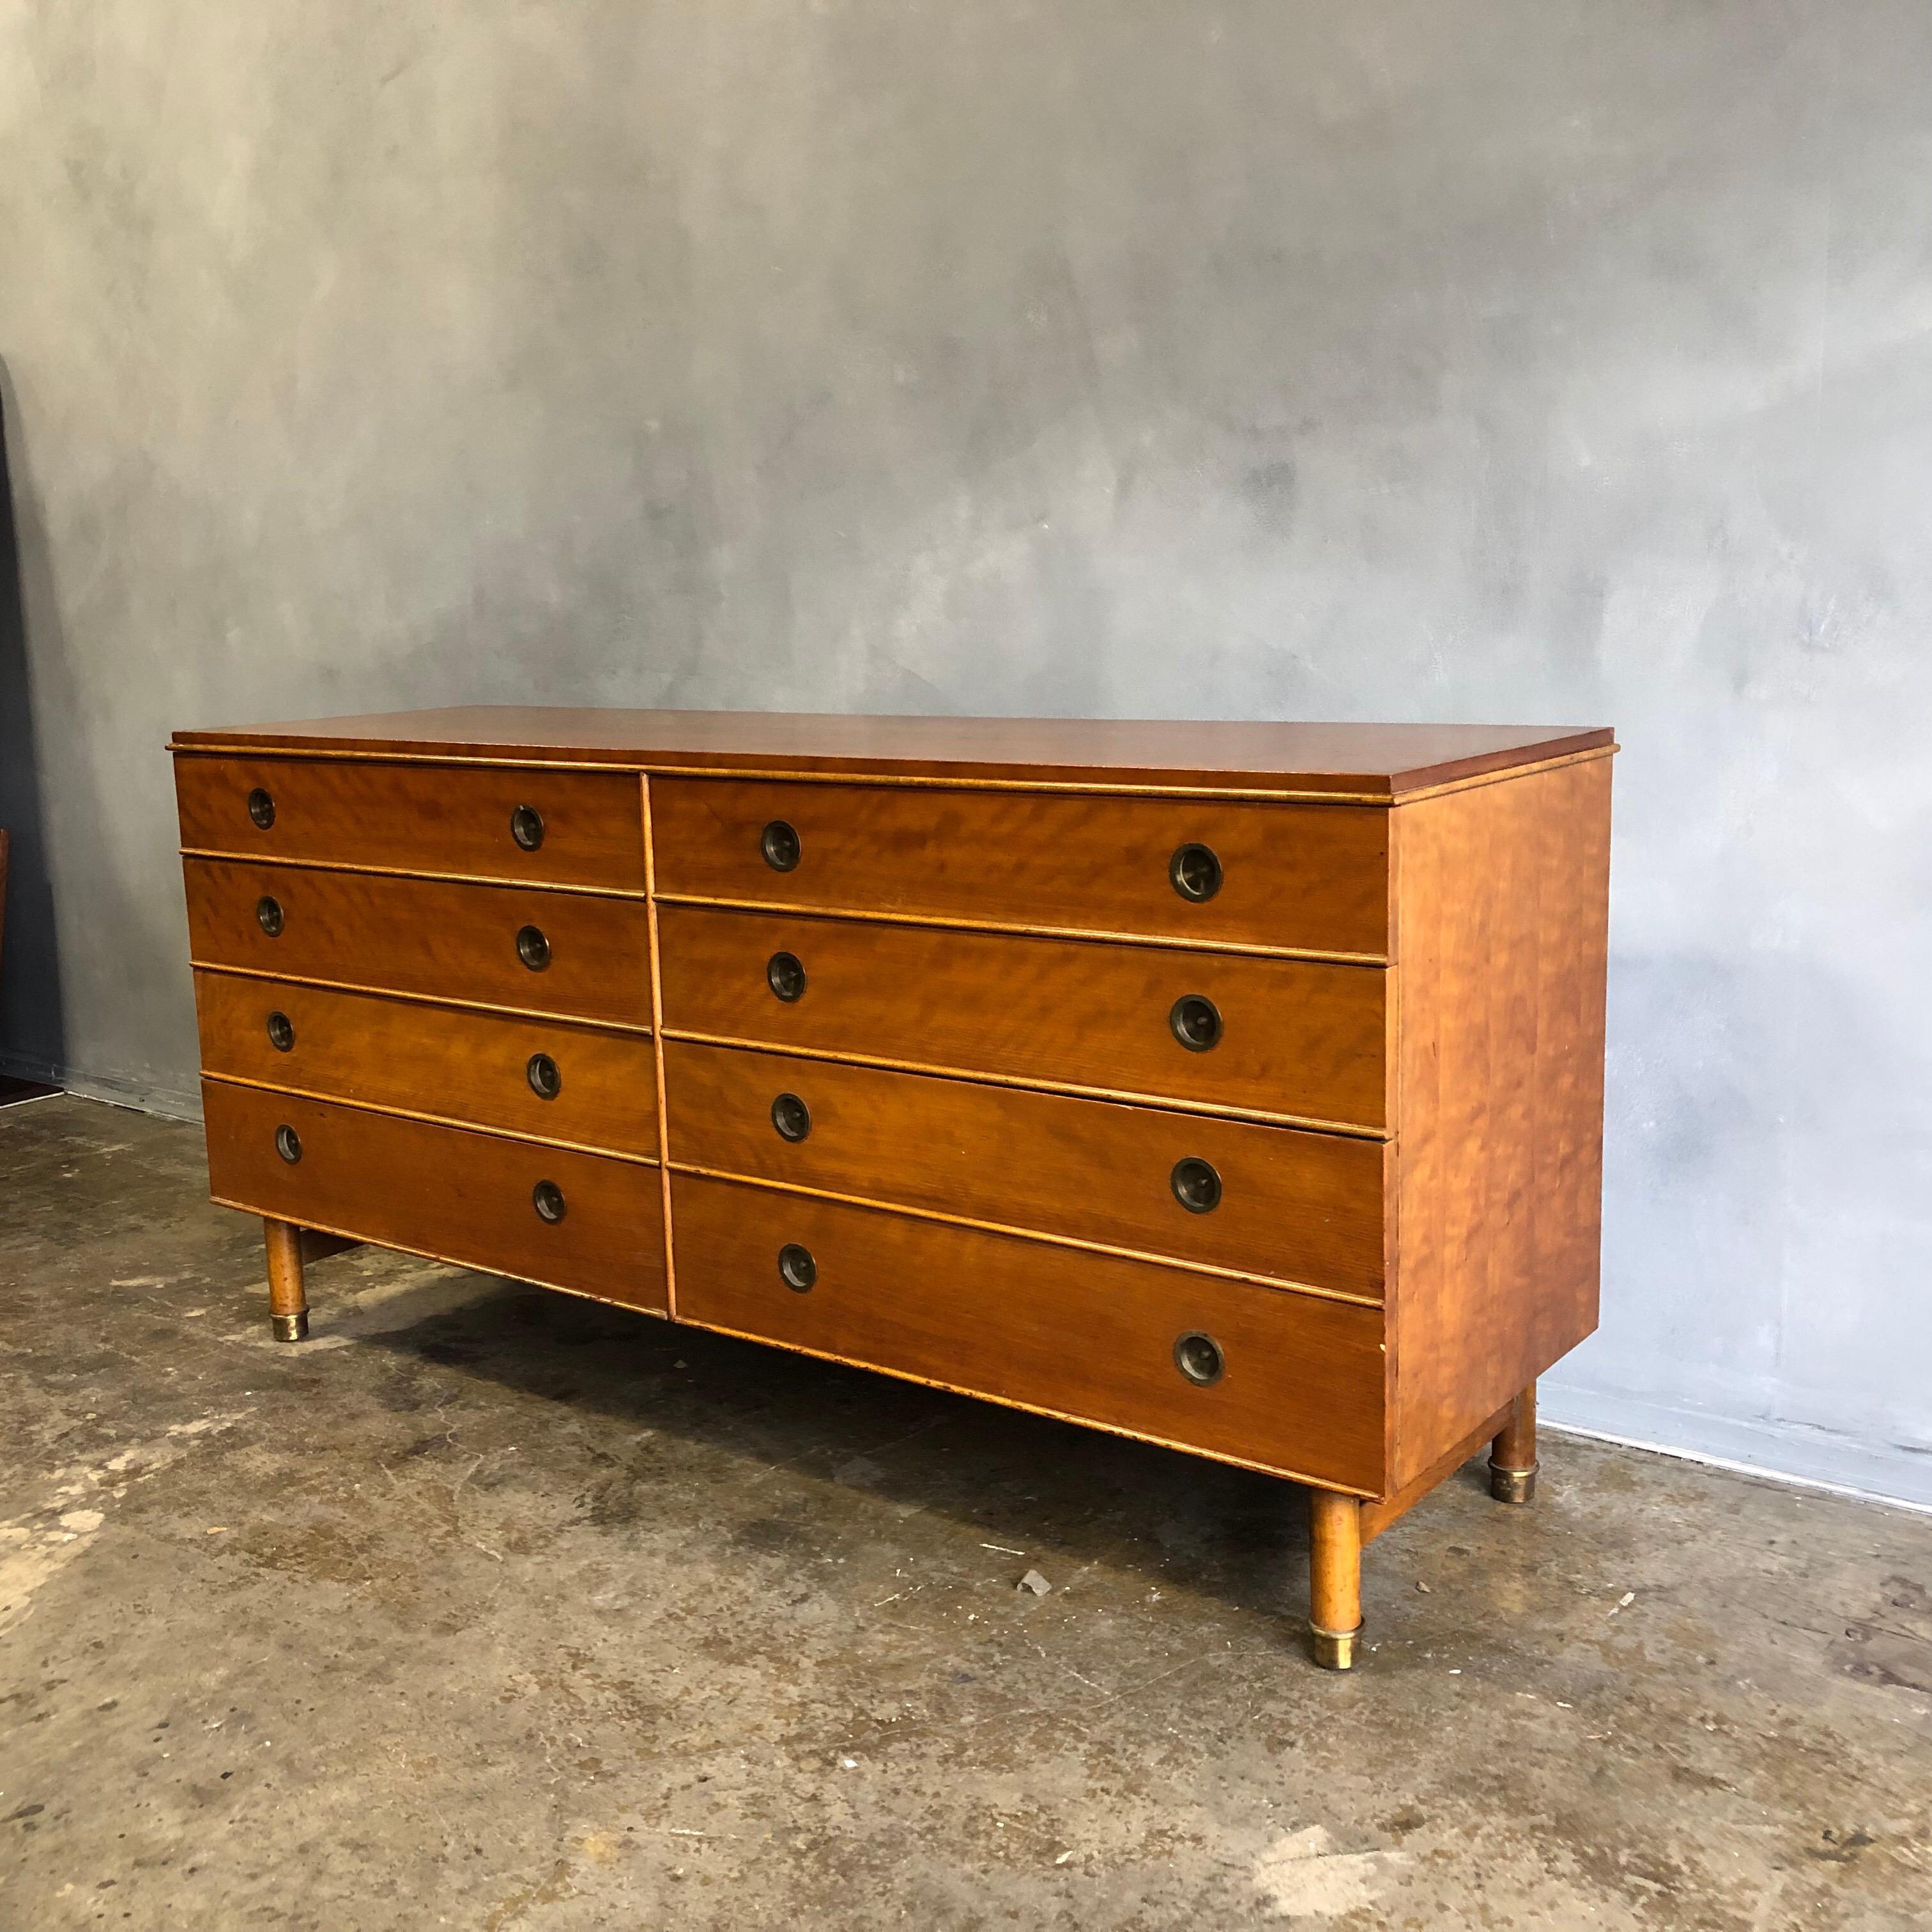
(3, 2, 1929, 1501)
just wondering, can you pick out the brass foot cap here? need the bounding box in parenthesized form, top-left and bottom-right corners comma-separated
(1490, 1461, 1538, 1505)
(272, 1310, 310, 1343)
(1309, 1621, 1363, 1672)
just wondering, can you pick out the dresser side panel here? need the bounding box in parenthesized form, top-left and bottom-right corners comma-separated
(1386, 755, 1612, 1491)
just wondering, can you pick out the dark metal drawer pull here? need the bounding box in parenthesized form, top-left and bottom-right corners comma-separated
(1170, 1157, 1222, 1214)
(247, 787, 276, 831)
(275, 1124, 302, 1165)
(266, 1011, 295, 1053)
(516, 925, 551, 971)
(1173, 1331, 1224, 1386)
(1169, 843, 1222, 902)
(770, 1092, 811, 1141)
(256, 896, 284, 937)
(767, 951, 806, 1002)
(510, 804, 546, 852)
(760, 820, 801, 872)
(527, 1052, 562, 1100)
(532, 1179, 567, 1223)
(1169, 993, 1222, 1052)
(778, 1242, 816, 1292)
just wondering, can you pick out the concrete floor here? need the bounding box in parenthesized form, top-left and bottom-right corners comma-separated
(4, 1096, 1930, 1930)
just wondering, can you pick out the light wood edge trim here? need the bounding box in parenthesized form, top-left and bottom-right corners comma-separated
(658, 1031, 1392, 1140)
(199, 1071, 660, 1165)
(180, 849, 648, 900)
(665, 1162, 1384, 1308)
(654, 894, 1388, 966)
(1389, 744, 1618, 806)
(188, 963, 656, 1036)
(1360, 1403, 1513, 1540)
(642, 776, 679, 1320)
(670, 1310, 1380, 1498)
(206, 1195, 671, 1318)
(1383, 814, 1406, 1479)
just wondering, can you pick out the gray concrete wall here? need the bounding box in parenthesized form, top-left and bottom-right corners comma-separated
(3, 2, 1929, 1505)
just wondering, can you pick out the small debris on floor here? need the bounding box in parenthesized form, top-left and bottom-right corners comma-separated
(1607, 1590, 1636, 1617)
(1416, 1580, 1432, 1593)
(1018, 1569, 1052, 1596)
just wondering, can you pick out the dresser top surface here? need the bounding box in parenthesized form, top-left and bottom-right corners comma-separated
(171, 708, 1614, 797)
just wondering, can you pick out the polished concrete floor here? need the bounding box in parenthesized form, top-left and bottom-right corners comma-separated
(3, 1094, 1929, 1929)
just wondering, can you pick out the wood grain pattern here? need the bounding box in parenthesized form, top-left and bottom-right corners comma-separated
(171, 709, 1614, 798)
(203, 1081, 667, 1310)
(657, 906, 1388, 1131)
(174, 753, 645, 890)
(1385, 755, 1611, 1489)
(194, 970, 658, 1156)
(671, 1174, 1387, 1492)
(663, 1039, 1385, 1298)
(183, 858, 652, 1027)
(1359, 1404, 1510, 1543)
(650, 778, 1388, 957)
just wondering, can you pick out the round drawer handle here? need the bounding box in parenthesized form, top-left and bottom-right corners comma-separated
(760, 819, 802, 872)
(256, 896, 285, 937)
(527, 1052, 563, 1100)
(771, 1092, 811, 1142)
(1170, 1156, 1222, 1214)
(532, 1179, 567, 1223)
(778, 1241, 817, 1292)
(275, 1124, 303, 1165)
(510, 804, 546, 852)
(767, 951, 806, 1002)
(1173, 1331, 1224, 1386)
(1169, 843, 1222, 902)
(1169, 993, 1222, 1052)
(247, 787, 276, 831)
(516, 924, 551, 971)
(266, 1011, 295, 1053)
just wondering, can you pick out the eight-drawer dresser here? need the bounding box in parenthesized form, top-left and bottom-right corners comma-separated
(171, 709, 1615, 1669)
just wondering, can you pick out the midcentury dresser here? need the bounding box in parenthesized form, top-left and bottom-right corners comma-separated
(171, 710, 1614, 1669)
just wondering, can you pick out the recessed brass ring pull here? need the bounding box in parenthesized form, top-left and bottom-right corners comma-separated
(247, 787, 276, 830)
(778, 1242, 816, 1291)
(274, 1124, 302, 1165)
(1169, 843, 1222, 901)
(532, 1179, 567, 1223)
(1169, 993, 1222, 1052)
(256, 896, 284, 937)
(510, 804, 546, 852)
(516, 924, 551, 971)
(527, 1052, 562, 1100)
(770, 1092, 811, 1141)
(1170, 1156, 1222, 1214)
(266, 1011, 295, 1052)
(761, 819, 801, 872)
(1173, 1331, 1224, 1386)
(767, 951, 806, 1002)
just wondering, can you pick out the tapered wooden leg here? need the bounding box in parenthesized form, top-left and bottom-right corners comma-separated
(264, 1217, 309, 1342)
(1489, 1381, 1538, 1503)
(1308, 1490, 1363, 1671)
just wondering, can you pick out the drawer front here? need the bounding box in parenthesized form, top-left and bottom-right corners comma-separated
(664, 1041, 1384, 1298)
(672, 1176, 1386, 1491)
(657, 906, 1387, 1131)
(183, 859, 652, 1027)
(203, 1082, 667, 1310)
(650, 778, 1388, 957)
(175, 753, 645, 891)
(195, 972, 659, 1156)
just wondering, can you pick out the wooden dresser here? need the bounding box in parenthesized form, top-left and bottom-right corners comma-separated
(170, 710, 1614, 1669)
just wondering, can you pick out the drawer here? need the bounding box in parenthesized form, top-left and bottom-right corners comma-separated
(656, 906, 1387, 1131)
(671, 1175, 1386, 1491)
(203, 1082, 667, 1308)
(195, 972, 658, 1156)
(174, 753, 645, 891)
(650, 778, 1388, 957)
(664, 1041, 1384, 1298)
(183, 859, 652, 1027)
